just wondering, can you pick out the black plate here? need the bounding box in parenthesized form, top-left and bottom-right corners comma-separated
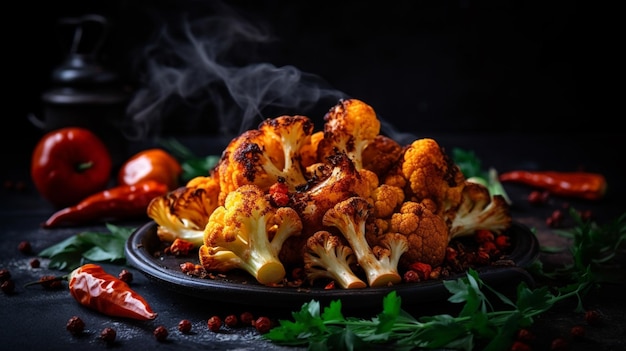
(125, 221, 539, 309)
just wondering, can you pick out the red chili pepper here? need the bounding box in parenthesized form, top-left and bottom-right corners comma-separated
(68, 263, 157, 320)
(499, 170, 607, 200)
(43, 180, 169, 228)
(25, 264, 157, 320)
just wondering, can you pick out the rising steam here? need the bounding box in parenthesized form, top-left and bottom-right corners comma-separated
(125, 4, 347, 140)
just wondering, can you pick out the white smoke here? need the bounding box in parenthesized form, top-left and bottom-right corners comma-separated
(125, 3, 347, 140)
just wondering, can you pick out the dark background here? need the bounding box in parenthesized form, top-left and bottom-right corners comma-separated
(8, 0, 590, 152)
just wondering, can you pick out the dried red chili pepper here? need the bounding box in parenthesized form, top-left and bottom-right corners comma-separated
(43, 180, 169, 228)
(25, 263, 157, 320)
(499, 170, 607, 200)
(69, 263, 157, 320)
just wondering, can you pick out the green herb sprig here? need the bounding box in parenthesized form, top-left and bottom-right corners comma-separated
(38, 224, 135, 271)
(264, 269, 587, 351)
(452, 148, 511, 205)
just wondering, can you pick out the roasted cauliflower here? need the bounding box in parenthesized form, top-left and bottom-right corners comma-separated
(198, 184, 303, 285)
(322, 196, 408, 287)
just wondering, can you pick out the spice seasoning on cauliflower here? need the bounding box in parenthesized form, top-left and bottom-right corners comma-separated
(322, 197, 408, 287)
(198, 184, 303, 285)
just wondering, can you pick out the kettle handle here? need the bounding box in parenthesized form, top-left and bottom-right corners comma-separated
(57, 14, 109, 56)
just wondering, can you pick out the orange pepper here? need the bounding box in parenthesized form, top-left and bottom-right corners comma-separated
(118, 148, 183, 190)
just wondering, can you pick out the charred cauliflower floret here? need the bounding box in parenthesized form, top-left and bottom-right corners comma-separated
(447, 181, 512, 237)
(198, 184, 303, 285)
(362, 135, 404, 179)
(387, 201, 449, 268)
(322, 197, 408, 287)
(214, 115, 314, 203)
(317, 99, 381, 170)
(303, 231, 367, 289)
(300, 130, 324, 168)
(147, 175, 221, 247)
(383, 138, 465, 218)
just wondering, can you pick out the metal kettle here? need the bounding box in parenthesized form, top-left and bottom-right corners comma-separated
(30, 14, 131, 166)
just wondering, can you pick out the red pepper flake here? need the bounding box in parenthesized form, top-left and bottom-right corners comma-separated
(474, 229, 495, 243)
(169, 238, 195, 256)
(408, 262, 432, 281)
(495, 235, 511, 250)
(269, 181, 290, 207)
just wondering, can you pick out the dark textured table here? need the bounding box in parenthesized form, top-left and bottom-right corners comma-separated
(1, 132, 625, 350)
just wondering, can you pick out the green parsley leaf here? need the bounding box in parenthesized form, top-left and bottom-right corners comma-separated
(38, 223, 135, 271)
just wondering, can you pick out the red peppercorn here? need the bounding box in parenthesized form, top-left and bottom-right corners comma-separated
(254, 316, 272, 334)
(178, 319, 192, 334)
(66, 316, 85, 335)
(515, 328, 535, 342)
(118, 269, 133, 283)
(570, 325, 585, 339)
(509, 341, 531, 351)
(153, 325, 168, 341)
(495, 235, 511, 250)
(240, 312, 254, 326)
(585, 310, 601, 325)
(527, 190, 549, 205)
(474, 229, 495, 243)
(445, 247, 458, 262)
(0, 269, 11, 282)
(18, 241, 32, 254)
(1, 279, 15, 294)
(550, 337, 568, 350)
(100, 327, 116, 343)
(207, 316, 222, 332)
(403, 270, 420, 283)
(29, 258, 40, 268)
(224, 315, 238, 328)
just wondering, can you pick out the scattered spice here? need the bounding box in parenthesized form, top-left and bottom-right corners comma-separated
(66, 316, 85, 335)
(584, 310, 601, 325)
(153, 325, 168, 341)
(240, 312, 254, 326)
(550, 337, 569, 350)
(570, 325, 585, 339)
(29, 258, 40, 268)
(99, 327, 116, 343)
(0, 269, 11, 282)
(178, 319, 192, 334)
(254, 316, 272, 334)
(207, 315, 222, 332)
(118, 269, 133, 283)
(509, 341, 531, 351)
(17, 241, 32, 254)
(224, 314, 239, 328)
(527, 189, 549, 205)
(1, 279, 15, 294)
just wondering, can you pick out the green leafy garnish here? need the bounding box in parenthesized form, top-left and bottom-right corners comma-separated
(264, 269, 587, 351)
(38, 224, 135, 271)
(158, 137, 220, 182)
(452, 148, 512, 205)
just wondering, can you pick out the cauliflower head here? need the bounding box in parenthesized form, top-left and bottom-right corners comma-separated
(383, 138, 465, 217)
(322, 196, 408, 287)
(303, 230, 367, 289)
(147, 175, 221, 247)
(317, 99, 381, 170)
(387, 200, 449, 268)
(447, 181, 512, 238)
(198, 184, 303, 285)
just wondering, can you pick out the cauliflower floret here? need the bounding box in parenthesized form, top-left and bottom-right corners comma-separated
(322, 196, 408, 287)
(362, 135, 404, 179)
(317, 99, 381, 170)
(383, 138, 465, 218)
(147, 175, 221, 247)
(387, 201, 449, 268)
(198, 184, 303, 285)
(447, 181, 512, 238)
(303, 231, 366, 289)
(214, 115, 314, 203)
(369, 184, 405, 219)
(300, 130, 324, 168)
